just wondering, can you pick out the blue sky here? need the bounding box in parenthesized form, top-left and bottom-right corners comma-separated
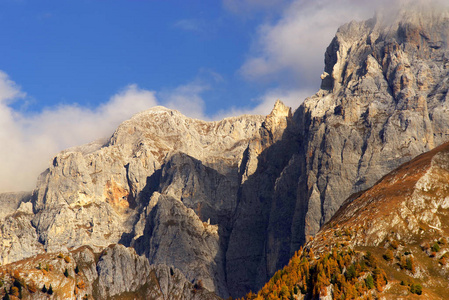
(0, 0, 414, 191)
(1, 0, 294, 116)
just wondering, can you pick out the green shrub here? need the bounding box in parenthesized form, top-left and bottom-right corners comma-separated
(406, 257, 416, 273)
(345, 264, 356, 281)
(365, 252, 377, 267)
(432, 242, 440, 253)
(410, 283, 423, 295)
(293, 285, 298, 294)
(365, 274, 374, 289)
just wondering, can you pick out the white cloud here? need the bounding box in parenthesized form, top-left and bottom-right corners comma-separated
(161, 82, 208, 120)
(0, 71, 26, 103)
(22, 84, 159, 149)
(0, 71, 214, 192)
(0, 80, 159, 192)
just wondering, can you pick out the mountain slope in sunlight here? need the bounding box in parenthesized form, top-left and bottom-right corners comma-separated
(246, 141, 449, 299)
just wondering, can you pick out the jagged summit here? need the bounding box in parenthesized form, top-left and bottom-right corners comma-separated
(321, 5, 449, 93)
(269, 99, 292, 118)
(121, 103, 266, 126)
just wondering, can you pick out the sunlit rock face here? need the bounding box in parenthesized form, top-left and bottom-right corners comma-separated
(2, 6, 449, 299)
(27, 106, 272, 297)
(0, 102, 294, 297)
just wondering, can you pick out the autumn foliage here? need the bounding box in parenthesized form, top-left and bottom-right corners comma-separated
(242, 246, 388, 300)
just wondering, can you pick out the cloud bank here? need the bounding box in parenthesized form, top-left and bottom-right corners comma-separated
(0, 72, 212, 192)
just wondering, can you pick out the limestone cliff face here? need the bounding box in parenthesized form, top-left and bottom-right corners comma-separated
(0, 192, 42, 265)
(27, 107, 269, 296)
(31, 106, 265, 255)
(297, 6, 449, 239)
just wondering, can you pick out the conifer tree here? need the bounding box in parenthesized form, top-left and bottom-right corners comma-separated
(365, 274, 374, 289)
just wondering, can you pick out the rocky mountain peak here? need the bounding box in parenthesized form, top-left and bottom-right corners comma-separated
(0, 103, 269, 297)
(321, 5, 449, 93)
(261, 99, 293, 145)
(269, 99, 292, 119)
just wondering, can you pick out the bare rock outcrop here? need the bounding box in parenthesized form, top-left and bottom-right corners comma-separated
(0, 192, 32, 219)
(29, 106, 265, 254)
(0, 192, 42, 265)
(132, 191, 225, 296)
(0, 244, 218, 299)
